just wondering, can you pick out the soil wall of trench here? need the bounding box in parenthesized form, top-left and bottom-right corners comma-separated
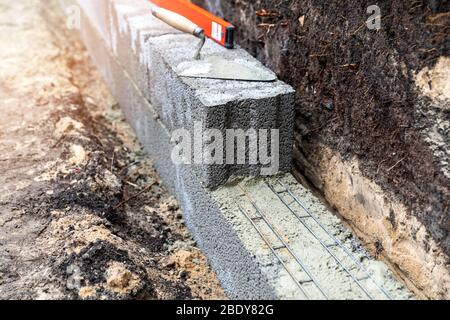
(194, 0, 450, 299)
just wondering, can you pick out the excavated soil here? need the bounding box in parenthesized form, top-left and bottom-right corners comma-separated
(0, 0, 225, 300)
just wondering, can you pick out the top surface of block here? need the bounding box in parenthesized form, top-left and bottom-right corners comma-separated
(147, 34, 294, 107)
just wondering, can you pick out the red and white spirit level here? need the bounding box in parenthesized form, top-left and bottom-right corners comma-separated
(150, 0, 235, 48)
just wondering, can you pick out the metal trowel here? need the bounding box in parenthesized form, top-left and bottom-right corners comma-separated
(151, 6, 277, 82)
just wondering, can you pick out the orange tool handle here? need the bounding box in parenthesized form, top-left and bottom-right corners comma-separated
(150, 0, 235, 48)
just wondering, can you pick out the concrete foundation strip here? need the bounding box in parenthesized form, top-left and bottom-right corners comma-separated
(266, 180, 393, 300)
(237, 205, 311, 300)
(239, 184, 329, 299)
(237, 179, 395, 299)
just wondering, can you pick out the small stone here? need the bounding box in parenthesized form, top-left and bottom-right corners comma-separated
(178, 270, 189, 279)
(54, 117, 84, 139)
(69, 145, 88, 166)
(79, 286, 96, 299)
(298, 15, 305, 27)
(161, 257, 176, 269)
(105, 262, 140, 295)
(321, 99, 335, 111)
(144, 206, 157, 215)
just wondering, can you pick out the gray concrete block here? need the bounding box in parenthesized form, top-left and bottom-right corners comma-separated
(77, 0, 111, 45)
(142, 33, 295, 187)
(73, 0, 295, 188)
(109, 0, 182, 102)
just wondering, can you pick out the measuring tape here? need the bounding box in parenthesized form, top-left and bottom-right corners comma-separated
(150, 0, 235, 48)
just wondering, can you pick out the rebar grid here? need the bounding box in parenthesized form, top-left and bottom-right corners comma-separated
(237, 180, 393, 300)
(238, 185, 329, 300)
(270, 180, 393, 300)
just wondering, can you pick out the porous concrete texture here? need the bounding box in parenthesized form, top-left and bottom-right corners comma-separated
(59, 0, 413, 299)
(72, 0, 295, 188)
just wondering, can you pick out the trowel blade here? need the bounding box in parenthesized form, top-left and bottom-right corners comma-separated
(176, 56, 277, 82)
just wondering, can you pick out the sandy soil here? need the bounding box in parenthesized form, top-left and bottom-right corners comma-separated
(0, 0, 225, 300)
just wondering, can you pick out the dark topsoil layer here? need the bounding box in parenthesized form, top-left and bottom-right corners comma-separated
(196, 1, 450, 256)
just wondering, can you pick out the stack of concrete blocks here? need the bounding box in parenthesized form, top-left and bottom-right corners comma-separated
(59, 0, 296, 298)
